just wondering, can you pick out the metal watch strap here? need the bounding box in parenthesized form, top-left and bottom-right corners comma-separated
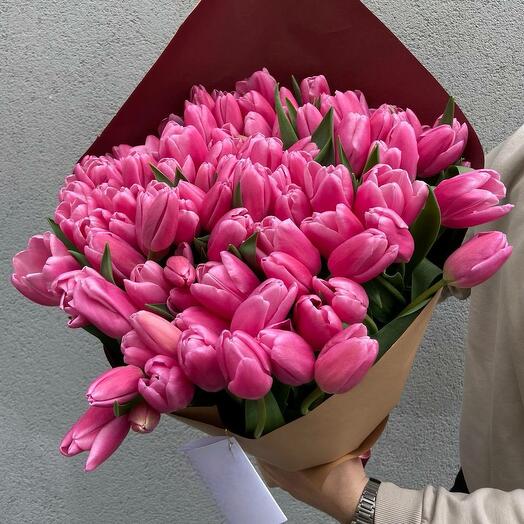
(350, 478, 381, 524)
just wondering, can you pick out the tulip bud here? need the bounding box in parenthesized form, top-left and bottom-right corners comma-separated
(354, 164, 429, 226)
(86, 365, 144, 407)
(296, 103, 323, 138)
(338, 113, 371, 175)
(124, 261, 171, 309)
(199, 181, 233, 230)
(129, 403, 161, 433)
(293, 294, 342, 350)
(235, 68, 277, 103)
(320, 90, 369, 126)
(194, 161, 217, 192)
(315, 324, 378, 394)
(164, 256, 196, 287)
(138, 355, 195, 413)
(157, 156, 197, 185)
(60, 406, 130, 472)
(121, 329, 157, 368)
(167, 287, 200, 313)
(213, 92, 243, 132)
(190, 252, 260, 319)
(300, 75, 330, 103)
(130, 311, 181, 357)
(11, 233, 80, 306)
(258, 329, 315, 386)
(385, 121, 419, 178)
(261, 251, 313, 296)
(300, 204, 364, 258)
(417, 120, 468, 178)
(120, 151, 156, 188)
(244, 111, 272, 136)
(281, 149, 312, 188)
(175, 306, 228, 334)
(207, 208, 254, 261)
(304, 162, 354, 212)
(238, 91, 276, 127)
(238, 135, 283, 170)
(312, 277, 369, 325)
(135, 182, 180, 255)
(72, 276, 138, 338)
(183, 102, 218, 143)
(443, 231, 512, 288)
(274, 184, 312, 225)
(231, 278, 298, 335)
(190, 84, 215, 109)
(328, 229, 399, 283)
(434, 169, 513, 228)
(216, 330, 272, 400)
(178, 326, 226, 392)
(159, 121, 208, 168)
(71, 155, 123, 189)
(364, 207, 415, 263)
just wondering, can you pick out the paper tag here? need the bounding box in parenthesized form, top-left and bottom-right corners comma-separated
(182, 436, 287, 524)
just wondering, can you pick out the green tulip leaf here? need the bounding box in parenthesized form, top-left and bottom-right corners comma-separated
(406, 186, 441, 273)
(311, 107, 334, 152)
(175, 167, 188, 186)
(150, 163, 175, 187)
(274, 85, 298, 149)
(337, 139, 358, 193)
(245, 400, 258, 436)
(291, 75, 303, 106)
(314, 136, 335, 166)
(113, 397, 142, 417)
(440, 96, 455, 126)
(362, 143, 380, 173)
(227, 244, 243, 259)
(68, 250, 89, 268)
(47, 218, 76, 251)
(238, 232, 259, 271)
(232, 182, 243, 208)
(82, 325, 124, 367)
(146, 303, 174, 320)
(100, 243, 116, 285)
(286, 98, 298, 131)
(411, 257, 442, 301)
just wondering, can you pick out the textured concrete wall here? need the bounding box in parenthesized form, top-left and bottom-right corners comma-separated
(1, 1, 523, 522)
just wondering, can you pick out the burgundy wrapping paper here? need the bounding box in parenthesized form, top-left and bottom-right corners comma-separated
(85, 0, 483, 167)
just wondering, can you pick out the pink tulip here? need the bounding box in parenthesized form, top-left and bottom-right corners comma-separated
(12, 233, 80, 306)
(274, 184, 312, 225)
(258, 329, 315, 386)
(238, 135, 283, 170)
(174, 242, 194, 263)
(235, 68, 277, 103)
(139, 355, 195, 413)
(119, 151, 156, 188)
(364, 207, 415, 263)
(417, 120, 468, 177)
(190, 252, 260, 319)
(183, 102, 218, 143)
(231, 278, 298, 335)
(229, 159, 278, 221)
(338, 113, 371, 174)
(386, 121, 419, 178)
(70, 155, 123, 189)
(213, 92, 243, 132)
(199, 181, 233, 231)
(130, 310, 181, 357)
(58, 208, 111, 250)
(60, 406, 130, 472)
(260, 251, 313, 295)
(135, 182, 180, 255)
(244, 111, 272, 136)
(159, 122, 208, 168)
(372, 140, 402, 170)
(293, 294, 343, 350)
(315, 324, 378, 394)
(238, 91, 276, 127)
(320, 90, 369, 126)
(300, 204, 364, 258)
(108, 212, 137, 248)
(443, 231, 512, 288)
(296, 104, 323, 138)
(281, 149, 312, 188)
(174, 306, 228, 334)
(207, 208, 254, 261)
(121, 329, 158, 368)
(300, 75, 330, 103)
(164, 255, 196, 287)
(312, 277, 369, 325)
(124, 261, 171, 309)
(190, 84, 215, 109)
(354, 164, 429, 225)
(178, 326, 226, 392)
(216, 330, 272, 400)
(279, 86, 299, 109)
(256, 217, 321, 275)
(370, 104, 423, 142)
(435, 169, 513, 228)
(167, 287, 200, 313)
(71, 276, 138, 338)
(156, 156, 197, 185)
(328, 229, 399, 283)
(86, 365, 143, 407)
(129, 403, 161, 433)
(303, 162, 354, 212)
(174, 197, 201, 245)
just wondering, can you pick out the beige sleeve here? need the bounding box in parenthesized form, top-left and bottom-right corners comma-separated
(375, 482, 524, 524)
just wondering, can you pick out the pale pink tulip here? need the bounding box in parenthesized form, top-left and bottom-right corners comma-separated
(129, 403, 161, 433)
(129, 311, 181, 357)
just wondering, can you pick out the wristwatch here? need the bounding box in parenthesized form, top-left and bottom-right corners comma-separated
(350, 478, 381, 524)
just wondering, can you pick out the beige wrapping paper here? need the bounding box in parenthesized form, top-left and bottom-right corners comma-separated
(173, 293, 440, 471)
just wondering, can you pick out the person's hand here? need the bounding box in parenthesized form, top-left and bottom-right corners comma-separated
(258, 455, 368, 523)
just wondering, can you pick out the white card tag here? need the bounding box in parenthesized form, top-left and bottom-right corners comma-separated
(181, 436, 287, 524)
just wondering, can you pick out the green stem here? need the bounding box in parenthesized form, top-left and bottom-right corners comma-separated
(399, 278, 447, 316)
(377, 275, 407, 304)
(254, 398, 267, 439)
(300, 387, 325, 416)
(363, 314, 378, 335)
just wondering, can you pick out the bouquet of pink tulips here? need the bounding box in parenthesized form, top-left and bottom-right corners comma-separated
(12, 66, 513, 472)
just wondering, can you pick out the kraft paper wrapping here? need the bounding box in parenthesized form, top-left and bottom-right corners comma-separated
(173, 293, 440, 471)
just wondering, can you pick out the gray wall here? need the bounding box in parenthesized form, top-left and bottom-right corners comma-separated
(1, 1, 523, 522)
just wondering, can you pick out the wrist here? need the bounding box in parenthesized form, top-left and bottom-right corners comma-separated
(349, 477, 381, 524)
(334, 474, 369, 523)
